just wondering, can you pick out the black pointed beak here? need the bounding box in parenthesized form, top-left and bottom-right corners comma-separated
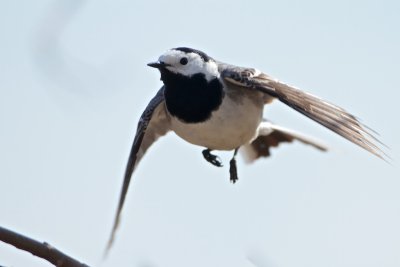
(147, 61, 170, 69)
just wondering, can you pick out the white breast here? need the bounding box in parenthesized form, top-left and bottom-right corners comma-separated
(170, 90, 264, 150)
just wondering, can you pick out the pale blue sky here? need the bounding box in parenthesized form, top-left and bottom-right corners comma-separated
(0, 1, 399, 266)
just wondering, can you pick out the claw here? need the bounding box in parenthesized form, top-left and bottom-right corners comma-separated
(202, 149, 223, 167)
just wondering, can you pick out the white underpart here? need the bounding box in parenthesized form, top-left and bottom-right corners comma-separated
(158, 49, 219, 81)
(170, 93, 264, 150)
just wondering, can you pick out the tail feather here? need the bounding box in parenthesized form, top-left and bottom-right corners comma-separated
(241, 122, 328, 163)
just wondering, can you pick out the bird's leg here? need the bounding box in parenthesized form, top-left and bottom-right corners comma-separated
(202, 149, 223, 167)
(229, 148, 240, 184)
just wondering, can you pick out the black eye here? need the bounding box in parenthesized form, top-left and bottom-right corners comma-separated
(180, 57, 188, 65)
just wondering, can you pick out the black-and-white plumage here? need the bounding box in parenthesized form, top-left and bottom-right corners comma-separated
(105, 47, 385, 251)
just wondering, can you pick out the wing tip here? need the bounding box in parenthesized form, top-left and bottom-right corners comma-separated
(103, 215, 120, 258)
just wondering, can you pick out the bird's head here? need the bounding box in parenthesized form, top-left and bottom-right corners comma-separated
(148, 47, 219, 82)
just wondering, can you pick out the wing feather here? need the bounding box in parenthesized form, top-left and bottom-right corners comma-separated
(105, 87, 170, 254)
(221, 66, 386, 159)
(241, 121, 328, 163)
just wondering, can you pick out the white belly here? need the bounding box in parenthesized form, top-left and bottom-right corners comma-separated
(170, 92, 264, 150)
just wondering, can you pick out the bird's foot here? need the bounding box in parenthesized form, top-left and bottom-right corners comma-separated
(229, 157, 239, 184)
(202, 149, 223, 167)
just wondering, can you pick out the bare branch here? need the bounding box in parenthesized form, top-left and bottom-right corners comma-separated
(0, 225, 89, 267)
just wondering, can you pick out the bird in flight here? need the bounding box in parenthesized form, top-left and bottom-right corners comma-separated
(105, 47, 385, 252)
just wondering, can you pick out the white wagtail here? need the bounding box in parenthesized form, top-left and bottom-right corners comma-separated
(105, 47, 385, 251)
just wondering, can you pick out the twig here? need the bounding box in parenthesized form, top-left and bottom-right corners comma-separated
(0, 225, 89, 267)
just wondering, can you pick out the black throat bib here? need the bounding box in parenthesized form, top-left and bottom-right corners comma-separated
(161, 70, 224, 123)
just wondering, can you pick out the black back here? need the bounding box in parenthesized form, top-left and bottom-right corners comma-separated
(161, 69, 224, 123)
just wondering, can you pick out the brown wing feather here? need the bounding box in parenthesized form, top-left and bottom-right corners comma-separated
(221, 66, 386, 159)
(241, 122, 328, 163)
(250, 131, 295, 158)
(105, 87, 170, 254)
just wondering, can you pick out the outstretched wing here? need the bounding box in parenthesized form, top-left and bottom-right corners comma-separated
(105, 87, 170, 253)
(219, 64, 386, 159)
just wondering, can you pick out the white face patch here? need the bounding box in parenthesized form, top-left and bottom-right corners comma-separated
(158, 49, 219, 82)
